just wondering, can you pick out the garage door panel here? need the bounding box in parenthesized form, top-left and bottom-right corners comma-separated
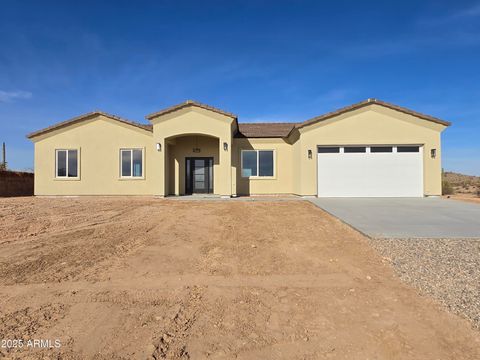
(317, 146, 423, 197)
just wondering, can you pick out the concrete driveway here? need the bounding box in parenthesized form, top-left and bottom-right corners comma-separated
(310, 197, 480, 238)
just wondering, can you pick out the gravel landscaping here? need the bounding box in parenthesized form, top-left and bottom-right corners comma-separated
(369, 237, 480, 329)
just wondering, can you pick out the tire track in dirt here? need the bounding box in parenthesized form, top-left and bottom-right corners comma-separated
(0, 201, 176, 285)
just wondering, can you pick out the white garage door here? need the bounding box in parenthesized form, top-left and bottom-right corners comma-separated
(317, 145, 423, 197)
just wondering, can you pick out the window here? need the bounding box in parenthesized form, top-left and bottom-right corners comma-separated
(259, 150, 274, 176)
(318, 147, 340, 153)
(397, 146, 420, 153)
(56, 149, 78, 178)
(242, 151, 257, 177)
(120, 149, 143, 178)
(371, 146, 393, 153)
(344, 146, 366, 153)
(241, 150, 274, 177)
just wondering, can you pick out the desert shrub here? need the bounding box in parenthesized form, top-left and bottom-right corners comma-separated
(442, 180, 455, 195)
(462, 182, 469, 189)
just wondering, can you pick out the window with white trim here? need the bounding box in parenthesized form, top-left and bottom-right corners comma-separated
(56, 149, 78, 178)
(120, 149, 143, 178)
(241, 150, 274, 177)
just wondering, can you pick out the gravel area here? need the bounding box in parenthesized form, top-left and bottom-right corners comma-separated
(369, 237, 480, 329)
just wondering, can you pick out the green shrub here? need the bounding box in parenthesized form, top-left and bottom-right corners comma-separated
(442, 181, 454, 195)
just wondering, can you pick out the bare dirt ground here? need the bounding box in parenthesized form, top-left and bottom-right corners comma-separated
(447, 195, 480, 204)
(0, 197, 479, 359)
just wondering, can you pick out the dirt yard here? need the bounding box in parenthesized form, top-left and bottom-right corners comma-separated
(447, 195, 480, 205)
(0, 197, 479, 359)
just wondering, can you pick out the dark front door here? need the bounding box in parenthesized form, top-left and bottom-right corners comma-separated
(185, 157, 213, 194)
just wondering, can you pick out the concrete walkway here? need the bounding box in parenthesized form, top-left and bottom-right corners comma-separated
(168, 195, 306, 202)
(309, 197, 480, 238)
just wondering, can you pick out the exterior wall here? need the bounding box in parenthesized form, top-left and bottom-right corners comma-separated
(30, 104, 447, 197)
(32, 115, 154, 195)
(150, 107, 234, 197)
(290, 131, 302, 196)
(293, 105, 446, 196)
(167, 135, 219, 195)
(233, 138, 293, 195)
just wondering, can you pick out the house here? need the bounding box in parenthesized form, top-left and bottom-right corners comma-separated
(27, 99, 450, 197)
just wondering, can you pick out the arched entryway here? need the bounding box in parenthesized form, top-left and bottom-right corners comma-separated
(165, 134, 220, 195)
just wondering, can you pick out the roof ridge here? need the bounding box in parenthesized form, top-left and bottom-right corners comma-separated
(146, 100, 237, 120)
(296, 98, 451, 129)
(27, 111, 152, 139)
(95, 110, 150, 126)
(239, 122, 298, 125)
(27, 98, 451, 140)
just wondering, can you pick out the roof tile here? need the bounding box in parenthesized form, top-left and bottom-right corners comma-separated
(146, 100, 237, 120)
(27, 111, 152, 139)
(27, 99, 450, 140)
(297, 98, 451, 129)
(235, 123, 296, 138)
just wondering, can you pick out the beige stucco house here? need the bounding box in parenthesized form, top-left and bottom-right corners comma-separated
(27, 99, 450, 197)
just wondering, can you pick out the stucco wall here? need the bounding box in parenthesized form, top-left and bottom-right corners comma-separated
(150, 107, 234, 196)
(30, 104, 447, 197)
(233, 138, 293, 195)
(293, 105, 446, 196)
(32, 115, 154, 195)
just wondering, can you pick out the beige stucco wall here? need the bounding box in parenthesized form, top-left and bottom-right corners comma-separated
(30, 104, 447, 197)
(32, 115, 154, 195)
(292, 105, 446, 196)
(233, 138, 293, 195)
(150, 107, 235, 196)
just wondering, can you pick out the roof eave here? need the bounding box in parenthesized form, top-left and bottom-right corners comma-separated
(234, 135, 288, 138)
(27, 111, 152, 140)
(296, 98, 452, 130)
(146, 100, 237, 121)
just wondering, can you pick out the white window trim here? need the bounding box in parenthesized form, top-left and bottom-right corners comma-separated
(241, 149, 276, 179)
(119, 148, 145, 180)
(55, 148, 80, 180)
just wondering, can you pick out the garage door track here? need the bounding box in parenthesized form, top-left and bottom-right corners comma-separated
(310, 197, 480, 238)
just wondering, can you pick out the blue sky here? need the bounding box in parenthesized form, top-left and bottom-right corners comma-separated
(1, 0, 479, 175)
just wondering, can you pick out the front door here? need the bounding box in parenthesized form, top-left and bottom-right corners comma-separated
(185, 157, 213, 194)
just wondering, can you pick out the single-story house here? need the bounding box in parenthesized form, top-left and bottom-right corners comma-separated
(27, 98, 450, 197)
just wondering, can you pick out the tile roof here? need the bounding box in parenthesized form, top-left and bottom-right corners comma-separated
(27, 111, 152, 139)
(235, 123, 297, 138)
(296, 98, 451, 129)
(146, 100, 237, 120)
(26, 99, 450, 140)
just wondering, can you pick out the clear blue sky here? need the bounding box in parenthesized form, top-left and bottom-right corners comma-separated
(1, 0, 479, 175)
